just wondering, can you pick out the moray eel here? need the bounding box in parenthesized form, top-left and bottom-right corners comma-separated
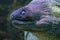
(10, 0, 60, 40)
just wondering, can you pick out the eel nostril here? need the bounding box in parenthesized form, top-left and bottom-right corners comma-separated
(11, 15, 14, 18)
(10, 14, 16, 20)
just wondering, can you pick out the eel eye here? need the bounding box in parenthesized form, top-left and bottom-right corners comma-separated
(21, 11, 26, 15)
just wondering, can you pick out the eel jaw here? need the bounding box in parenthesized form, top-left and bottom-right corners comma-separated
(11, 17, 36, 25)
(11, 18, 50, 32)
(12, 19, 35, 25)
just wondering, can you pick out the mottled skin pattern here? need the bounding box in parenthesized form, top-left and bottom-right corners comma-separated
(10, 0, 60, 40)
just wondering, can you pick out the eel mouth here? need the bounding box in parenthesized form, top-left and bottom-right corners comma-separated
(11, 17, 35, 25)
